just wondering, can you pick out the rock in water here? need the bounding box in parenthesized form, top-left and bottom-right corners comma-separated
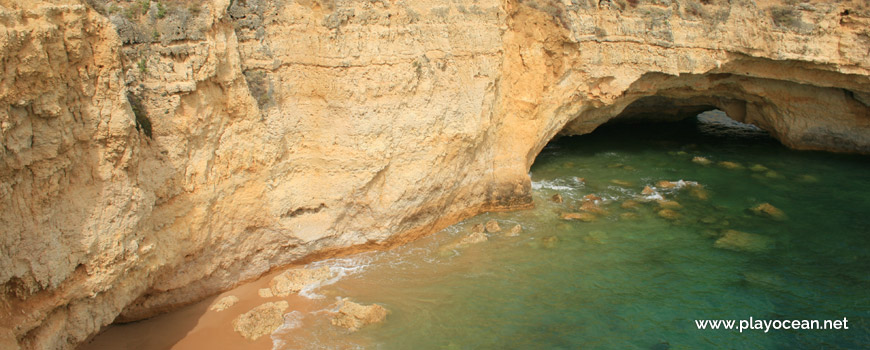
(470, 223, 485, 233)
(209, 295, 239, 312)
(459, 231, 488, 245)
(749, 164, 769, 172)
(714, 230, 773, 253)
(749, 203, 786, 220)
(551, 193, 563, 203)
(656, 180, 677, 189)
(270, 266, 334, 297)
(610, 179, 633, 187)
(485, 219, 501, 233)
(506, 224, 523, 237)
(233, 301, 290, 340)
(657, 200, 682, 210)
(621, 199, 640, 209)
(331, 299, 388, 331)
(718, 161, 743, 169)
(641, 186, 656, 195)
(561, 212, 596, 222)
(692, 156, 712, 165)
(657, 209, 681, 220)
(258, 288, 274, 298)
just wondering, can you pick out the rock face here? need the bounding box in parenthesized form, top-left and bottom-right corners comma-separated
(331, 299, 388, 332)
(2, 0, 870, 348)
(269, 266, 334, 297)
(232, 301, 290, 341)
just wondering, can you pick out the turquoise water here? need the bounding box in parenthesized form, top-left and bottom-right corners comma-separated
(276, 112, 870, 349)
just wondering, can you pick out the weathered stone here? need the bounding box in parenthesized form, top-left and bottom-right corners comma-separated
(485, 220, 501, 233)
(506, 224, 523, 237)
(641, 186, 656, 195)
(657, 209, 681, 220)
(257, 288, 274, 298)
(656, 180, 678, 189)
(749, 203, 787, 220)
(718, 161, 743, 169)
(579, 200, 606, 214)
(692, 157, 712, 165)
(233, 301, 290, 340)
(561, 212, 597, 222)
(470, 223, 486, 234)
(714, 230, 773, 253)
(270, 266, 334, 297)
(331, 299, 388, 332)
(551, 193, 563, 203)
(209, 295, 239, 312)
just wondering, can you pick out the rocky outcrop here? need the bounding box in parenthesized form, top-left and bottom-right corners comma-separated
(2, 0, 869, 348)
(232, 301, 289, 341)
(330, 299, 388, 332)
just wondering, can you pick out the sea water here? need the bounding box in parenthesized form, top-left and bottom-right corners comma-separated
(84, 111, 870, 349)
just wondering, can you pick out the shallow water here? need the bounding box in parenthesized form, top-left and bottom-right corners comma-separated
(85, 111, 870, 349)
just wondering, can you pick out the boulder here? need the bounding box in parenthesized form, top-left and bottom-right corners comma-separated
(485, 219, 501, 233)
(233, 301, 290, 340)
(641, 186, 656, 195)
(470, 223, 485, 233)
(657, 209, 681, 220)
(610, 179, 633, 187)
(656, 180, 677, 189)
(620, 199, 640, 209)
(749, 164, 769, 172)
(561, 212, 596, 222)
(714, 230, 773, 253)
(506, 224, 523, 237)
(209, 295, 239, 312)
(551, 193, 563, 203)
(269, 266, 334, 297)
(692, 156, 711, 165)
(718, 161, 743, 169)
(749, 203, 786, 220)
(656, 200, 682, 210)
(331, 299, 388, 331)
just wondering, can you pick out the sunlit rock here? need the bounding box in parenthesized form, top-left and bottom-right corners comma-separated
(749, 203, 787, 220)
(506, 224, 523, 237)
(485, 220, 501, 233)
(233, 301, 289, 340)
(269, 266, 334, 297)
(209, 295, 239, 312)
(331, 299, 388, 332)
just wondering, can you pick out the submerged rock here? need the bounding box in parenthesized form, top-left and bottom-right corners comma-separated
(714, 230, 773, 253)
(561, 212, 596, 222)
(610, 179, 633, 187)
(765, 170, 783, 179)
(657, 209, 681, 220)
(718, 161, 743, 169)
(233, 301, 289, 340)
(641, 186, 656, 195)
(506, 224, 523, 237)
(749, 164, 770, 172)
(692, 156, 711, 165)
(209, 295, 239, 312)
(749, 203, 786, 220)
(621, 199, 640, 209)
(579, 200, 606, 214)
(485, 220, 501, 233)
(331, 298, 388, 331)
(270, 266, 334, 297)
(620, 212, 639, 220)
(541, 235, 560, 248)
(470, 223, 485, 233)
(689, 185, 709, 200)
(656, 180, 677, 189)
(551, 193, 563, 203)
(657, 200, 682, 210)
(796, 174, 819, 183)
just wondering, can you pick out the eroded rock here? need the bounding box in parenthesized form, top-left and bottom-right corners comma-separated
(507, 224, 523, 237)
(270, 266, 334, 297)
(551, 193, 563, 203)
(331, 299, 388, 332)
(561, 212, 597, 222)
(749, 203, 787, 220)
(485, 220, 501, 233)
(233, 301, 290, 340)
(714, 230, 773, 253)
(209, 295, 239, 312)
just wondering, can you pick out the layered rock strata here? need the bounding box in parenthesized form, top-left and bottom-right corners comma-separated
(1, 0, 869, 348)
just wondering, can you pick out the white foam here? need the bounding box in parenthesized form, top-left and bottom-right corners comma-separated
(270, 311, 305, 350)
(299, 256, 373, 299)
(531, 179, 575, 191)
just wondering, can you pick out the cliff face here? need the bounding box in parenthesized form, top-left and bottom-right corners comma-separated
(1, 0, 868, 348)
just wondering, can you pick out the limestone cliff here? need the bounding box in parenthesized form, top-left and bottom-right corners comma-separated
(1, 0, 868, 348)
